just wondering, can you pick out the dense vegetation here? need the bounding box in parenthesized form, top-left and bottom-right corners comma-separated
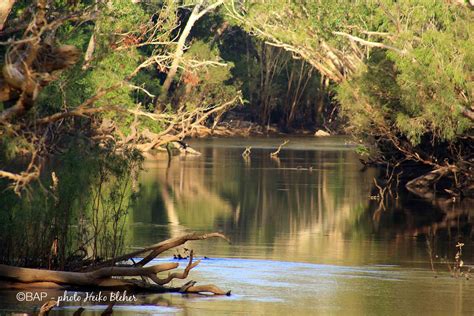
(229, 0, 473, 197)
(0, 0, 472, 267)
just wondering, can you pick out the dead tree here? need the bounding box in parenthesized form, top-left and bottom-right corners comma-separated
(0, 232, 231, 295)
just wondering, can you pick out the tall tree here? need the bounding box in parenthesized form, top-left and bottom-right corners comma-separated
(0, 0, 15, 30)
(157, 0, 223, 106)
(227, 0, 473, 196)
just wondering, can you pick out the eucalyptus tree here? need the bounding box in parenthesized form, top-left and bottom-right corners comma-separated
(158, 0, 224, 101)
(227, 0, 474, 196)
(0, 0, 240, 193)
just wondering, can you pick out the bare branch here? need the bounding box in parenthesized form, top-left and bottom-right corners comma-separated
(86, 232, 230, 270)
(147, 251, 200, 285)
(196, 0, 224, 20)
(270, 139, 289, 157)
(333, 31, 406, 55)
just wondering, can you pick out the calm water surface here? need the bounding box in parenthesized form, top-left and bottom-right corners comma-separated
(3, 136, 474, 315)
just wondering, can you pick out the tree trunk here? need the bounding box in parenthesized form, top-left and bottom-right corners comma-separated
(0, 0, 15, 30)
(0, 233, 231, 295)
(156, 0, 223, 109)
(405, 166, 457, 199)
(159, 4, 201, 98)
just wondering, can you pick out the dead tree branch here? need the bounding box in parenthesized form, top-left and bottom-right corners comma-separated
(270, 139, 289, 157)
(0, 233, 231, 295)
(333, 31, 407, 55)
(87, 232, 230, 270)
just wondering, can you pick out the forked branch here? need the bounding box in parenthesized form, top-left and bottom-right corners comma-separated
(0, 232, 231, 295)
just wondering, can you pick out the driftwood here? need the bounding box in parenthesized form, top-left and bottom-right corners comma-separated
(0, 232, 231, 295)
(406, 166, 458, 199)
(39, 299, 57, 316)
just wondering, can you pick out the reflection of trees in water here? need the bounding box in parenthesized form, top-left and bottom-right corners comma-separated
(133, 152, 233, 241)
(132, 142, 474, 265)
(136, 147, 377, 244)
(0, 149, 139, 269)
(218, 149, 376, 242)
(367, 192, 474, 237)
(366, 191, 474, 262)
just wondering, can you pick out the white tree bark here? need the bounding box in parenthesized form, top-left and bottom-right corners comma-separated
(157, 0, 223, 106)
(82, 33, 96, 70)
(0, 0, 16, 30)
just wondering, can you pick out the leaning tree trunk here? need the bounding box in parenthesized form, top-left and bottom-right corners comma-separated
(0, 0, 15, 31)
(158, 3, 201, 99)
(156, 0, 223, 108)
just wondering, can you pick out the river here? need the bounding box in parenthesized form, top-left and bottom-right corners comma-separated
(2, 136, 474, 315)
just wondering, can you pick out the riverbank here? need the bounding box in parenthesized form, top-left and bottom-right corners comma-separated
(2, 136, 473, 315)
(186, 118, 332, 138)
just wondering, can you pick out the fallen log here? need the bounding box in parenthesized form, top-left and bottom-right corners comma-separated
(0, 232, 231, 295)
(406, 166, 458, 199)
(88, 232, 230, 269)
(270, 139, 289, 157)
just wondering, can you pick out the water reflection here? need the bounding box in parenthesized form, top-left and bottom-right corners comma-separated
(130, 136, 474, 267)
(2, 136, 474, 315)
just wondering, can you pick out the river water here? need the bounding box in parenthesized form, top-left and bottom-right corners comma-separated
(2, 136, 474, 315)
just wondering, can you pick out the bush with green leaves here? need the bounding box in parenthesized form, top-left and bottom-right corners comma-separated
(337, 1, 473, 148)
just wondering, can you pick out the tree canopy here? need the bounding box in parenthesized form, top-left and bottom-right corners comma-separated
(0, 0, 472, 197)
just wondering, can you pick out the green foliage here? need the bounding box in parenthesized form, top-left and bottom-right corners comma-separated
(33, 0, 161, 136)
(0, 145, 142, 267)
(234, 0, 473, 138)
(177, 39, 239, 107)
(337, 2, 473, 145)
(185, 40, 233, 85)
(232, 0, 380, 58)
(355, 144, 370, 157)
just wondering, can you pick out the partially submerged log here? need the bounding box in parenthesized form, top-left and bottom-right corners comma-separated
(171, 141, 201, 155)
(270, 139, 289, 157)
(0, 232, 231, 295)
(406, 166, 458, 199)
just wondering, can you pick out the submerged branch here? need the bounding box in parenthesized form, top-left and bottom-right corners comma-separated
(270, 139, 289, 157)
